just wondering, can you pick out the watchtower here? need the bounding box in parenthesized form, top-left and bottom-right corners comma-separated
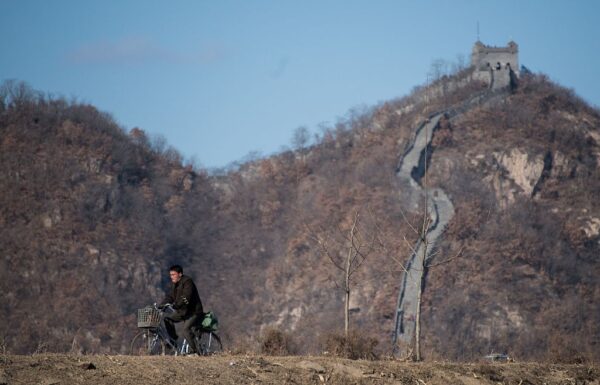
(471, 41, 519, 89)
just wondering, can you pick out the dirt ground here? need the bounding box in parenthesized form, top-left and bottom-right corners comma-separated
(0, 353, 598, 385)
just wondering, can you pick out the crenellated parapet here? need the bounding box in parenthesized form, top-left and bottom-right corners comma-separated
(471, 41, 519, 89)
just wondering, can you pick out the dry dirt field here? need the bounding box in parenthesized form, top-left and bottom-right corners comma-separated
(1, 354, 599, 385)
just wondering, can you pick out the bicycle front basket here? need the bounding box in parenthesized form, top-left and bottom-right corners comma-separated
(137, 306, 161, 328)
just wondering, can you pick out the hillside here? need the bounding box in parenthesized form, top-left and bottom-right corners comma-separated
(0, 70, 599, 361)
(0, 83, 219, 353)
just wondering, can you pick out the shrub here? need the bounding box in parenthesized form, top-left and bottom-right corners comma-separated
(260, 327, 296, 356)
(323, 331, 378, 360)
(547, 334, 589, 364)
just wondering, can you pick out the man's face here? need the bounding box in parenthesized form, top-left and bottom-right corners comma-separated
(169, 270, 183, 284)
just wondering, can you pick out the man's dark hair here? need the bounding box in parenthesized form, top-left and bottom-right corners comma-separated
(169, 265, 183, 274)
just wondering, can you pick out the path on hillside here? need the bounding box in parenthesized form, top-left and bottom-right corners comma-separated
(391, 88, 509, 353)
(392, 112, 455, 351)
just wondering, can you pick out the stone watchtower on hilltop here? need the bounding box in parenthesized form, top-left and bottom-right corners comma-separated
(471, 40, 519, 89)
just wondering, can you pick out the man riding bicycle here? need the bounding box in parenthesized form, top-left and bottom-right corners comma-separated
(160, 265, 204, 355)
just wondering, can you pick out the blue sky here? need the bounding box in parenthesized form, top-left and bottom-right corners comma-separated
(1, 1, 599, 168)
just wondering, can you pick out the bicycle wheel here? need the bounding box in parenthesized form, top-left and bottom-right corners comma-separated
(197, 331, 223, 355)
(130, 330, 166, 355)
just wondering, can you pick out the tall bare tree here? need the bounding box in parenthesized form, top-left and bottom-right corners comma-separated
(377, 195, 462, 360)
(306, 210, 377, 336)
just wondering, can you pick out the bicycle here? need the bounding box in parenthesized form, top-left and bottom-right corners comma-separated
(130, 304, 222, 356)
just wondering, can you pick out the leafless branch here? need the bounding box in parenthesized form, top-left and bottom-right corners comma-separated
(402, 235, 419, 256)
(305, 221, 345, 271)
(398, 205, 421, 238)
(426, 246, 465, 268)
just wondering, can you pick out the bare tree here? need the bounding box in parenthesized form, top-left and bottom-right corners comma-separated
(377, 198, 462, 361)
(451, 53, 467, 74)
(0, 79, 37, 107)
(150, 133, 168, 155)
(429, 59, 448, 81)
(404, 204, 432, 362)
(291, 125, 310, 151)
(306, 210, 377, 336)
(240, 150, 263, 164)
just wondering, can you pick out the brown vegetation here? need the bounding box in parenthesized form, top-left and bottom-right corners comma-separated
(323, 331, 379, 360)
(260, 327, 297, 356)
(1, 70, 599, 363)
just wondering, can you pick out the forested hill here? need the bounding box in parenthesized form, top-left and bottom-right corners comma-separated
(0, 70, 599, 361)
(0, 82, 219, 353)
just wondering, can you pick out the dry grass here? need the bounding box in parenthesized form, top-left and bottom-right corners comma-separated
(5, 353, 598, 385)
(323, 331, 378, 360)
(260, 327, 297, 356)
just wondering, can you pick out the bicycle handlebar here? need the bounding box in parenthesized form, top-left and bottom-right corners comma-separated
(154, 303, 174, 311)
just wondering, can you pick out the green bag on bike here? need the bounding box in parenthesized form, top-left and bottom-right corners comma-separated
(202, 311, 219, 331)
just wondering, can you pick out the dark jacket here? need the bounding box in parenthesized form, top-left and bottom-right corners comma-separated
(162, 275, 204, 318)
